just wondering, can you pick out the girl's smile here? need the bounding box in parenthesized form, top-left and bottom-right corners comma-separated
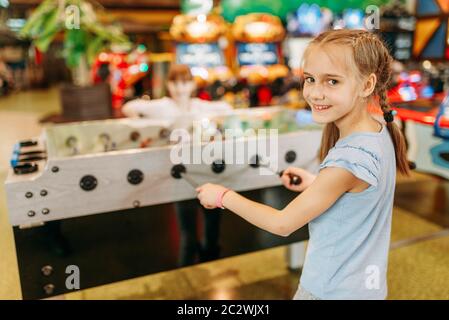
(311, 104, 333, 112)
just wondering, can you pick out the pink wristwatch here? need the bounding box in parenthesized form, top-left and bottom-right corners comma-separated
(216, 188, 230, 209)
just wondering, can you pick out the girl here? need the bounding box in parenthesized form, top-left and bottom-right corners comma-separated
(122, 64, 231, 120)
(195, 29, 410, 300)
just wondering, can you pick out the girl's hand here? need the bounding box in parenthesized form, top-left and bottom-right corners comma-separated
(196, 183, 228, 210)
(281, 167, 316, 192)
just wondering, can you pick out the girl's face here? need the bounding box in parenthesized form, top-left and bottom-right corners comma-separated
(302, 45, 362, 124)
(167, 80, 196, 100)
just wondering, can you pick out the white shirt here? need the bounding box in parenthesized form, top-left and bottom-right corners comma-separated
(122, 97, 233, 120)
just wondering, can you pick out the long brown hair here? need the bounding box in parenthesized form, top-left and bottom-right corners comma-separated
(305, 29, 410, 175)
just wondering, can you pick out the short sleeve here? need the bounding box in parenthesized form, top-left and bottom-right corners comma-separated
(320, 144, 381, 187)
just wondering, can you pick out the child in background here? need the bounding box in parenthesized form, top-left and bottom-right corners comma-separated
(123, 64, 232, 266)
(122, 64, 231, 120)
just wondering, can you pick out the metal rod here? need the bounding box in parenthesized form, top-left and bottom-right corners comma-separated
(257, 158, 282, 176)
(257, 157, 302, 185)
(180, 172, 200, 188)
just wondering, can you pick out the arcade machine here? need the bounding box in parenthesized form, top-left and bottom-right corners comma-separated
(169, 14, 234, 101)
(428, 93, 449, 173)
(393, 92, 449, 179)
(6, 107, 321, 299)
(91, 45, 150, 109)
(380, 1, 415, 62)
(386, 0, 449, 173)
(380, 1, 438, 109)
(231, 13, 289, 107)
(388, 70, 438, 105)
(387, 68, 448, 173)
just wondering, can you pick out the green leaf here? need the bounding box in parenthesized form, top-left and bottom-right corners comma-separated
(26, 13, 46, 37)
(86, 36, 105, 65)
(34, 30, 58, 52)
(65, 44, 84, 68)
(20, 0, 57, 37)
(35, 9, 61, 51)
(83, 19, 129, 44)
(64, 29, 83, 67)
(22, 0, 130, 70)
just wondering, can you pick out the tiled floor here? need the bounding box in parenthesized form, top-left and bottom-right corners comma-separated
(1, 88, 449, 300)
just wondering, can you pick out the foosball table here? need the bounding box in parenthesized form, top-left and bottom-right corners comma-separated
(5, 107, 322, 299)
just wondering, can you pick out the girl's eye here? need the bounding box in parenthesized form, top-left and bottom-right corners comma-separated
(305, 77, 314, 84)
(328, 79, 338, 86)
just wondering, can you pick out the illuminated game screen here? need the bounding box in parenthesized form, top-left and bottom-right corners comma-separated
(237, 42, 279, 66)
(176, 43, 225, 68)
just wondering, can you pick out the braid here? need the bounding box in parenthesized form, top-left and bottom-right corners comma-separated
(379, 89, 388, 112)
(378, 87, 395, 122)
(377, 71, 409, 175)
(379, 90, 395, 123)
(375, 42, 396, 123)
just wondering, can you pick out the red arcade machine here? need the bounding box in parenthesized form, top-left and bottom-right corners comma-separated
(92, 45, 150, 109)
(386, 0, 449, 178)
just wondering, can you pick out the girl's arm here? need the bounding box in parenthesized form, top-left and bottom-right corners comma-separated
(197, 167, 360, 237)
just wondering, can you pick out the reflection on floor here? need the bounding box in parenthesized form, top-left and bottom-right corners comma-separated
(66, 246, 299, 300)
(1, 88, 449, 300)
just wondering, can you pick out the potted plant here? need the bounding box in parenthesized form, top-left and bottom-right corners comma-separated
(20, 0, 130, 120)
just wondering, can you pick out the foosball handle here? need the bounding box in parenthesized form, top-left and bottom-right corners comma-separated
(278, 170, 302, 186)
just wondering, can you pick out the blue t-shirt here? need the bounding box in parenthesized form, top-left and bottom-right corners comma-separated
(299, 125, 396, 300)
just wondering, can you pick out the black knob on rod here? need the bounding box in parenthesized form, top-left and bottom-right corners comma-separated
(171, 164, 186, 179)
(285, 150, 297, 163)
(211, 160, 226, 174)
